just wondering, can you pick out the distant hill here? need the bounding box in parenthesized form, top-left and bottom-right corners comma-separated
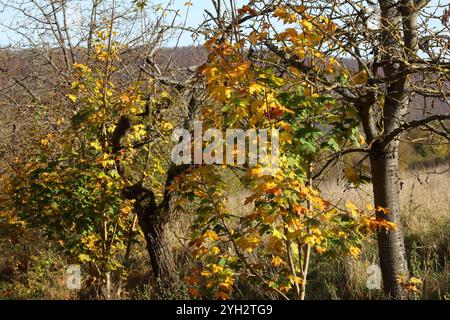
(0, 46, 448, 121)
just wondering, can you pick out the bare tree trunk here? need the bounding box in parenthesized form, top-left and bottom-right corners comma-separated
(370, 141, 408, 298)
(370, 62, 410, 296)
(116, 92, 198, 290)
(123, 164, 189, 288)
(139, 208, 176, 283)
(369, 66, 410, 298)
(367, 0, 417, 298)
(124, 183, 176, 287)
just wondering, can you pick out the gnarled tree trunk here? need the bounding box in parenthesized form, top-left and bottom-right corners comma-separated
(114, 115, 177, 287)
(127, 185, 176, 284)
(123, 164, 189, 288)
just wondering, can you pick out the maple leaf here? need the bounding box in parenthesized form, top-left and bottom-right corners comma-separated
(204, 230, 219, 241)
(248, 82, 265, 94)
(271, 255, 283, 267)
(315, 246, 327, 254)
(301, 20, 314, 32)
(349, 246, 361, 258)
(260, 181, 282, 195)
(90, 140, 102, 151)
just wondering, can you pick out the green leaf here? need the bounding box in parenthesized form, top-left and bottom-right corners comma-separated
(327, 138, 340, 152)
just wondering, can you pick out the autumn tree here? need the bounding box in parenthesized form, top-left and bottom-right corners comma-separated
(1, 0, 448, 300)
(169, 0, 404, 300)
(0, 0, 203, 294)
(201, 0, 449, 298)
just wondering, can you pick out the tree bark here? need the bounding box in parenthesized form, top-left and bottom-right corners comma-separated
(138, 207, 176, 284)
(364, 0, 414, 298)
(123, 183, 176, 287)
(123, 164, 189, 287)
(370, 141, 408, 298)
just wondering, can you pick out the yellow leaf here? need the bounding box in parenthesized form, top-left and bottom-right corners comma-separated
(90, 140, 102, 151)
(162, 122, 173, 131)
(248, 82, 264, 94)
(315, 246, 327, 254)
(250, 167, 264, 177)
(210, 85, 233, 101)
(67, 94, 77, 103)
(260, 181, 281, 195)
(301, 20, 314, 32)
(280, 132, 293, 144)
(346, 201, 359, 218)
(279, 282, 293, 292)
(278, 121, 294, 132)
(120, 93, 130, 103)
(271, 256, 283, 267)
(358, 133, 366, 145)
(374, 206, 390, 215)
(273, 7, 288, 18)
(204, 230, 219, 241)
(73, 63, 91, 73)
(303, 235, 316, 246)
(288, 66, 301, 76)
(200, 270, 213, 277)
(210, 264, 224, 274)
(212, 246, 220, 254)
(349, 246, 361, 258)
(272, 228, 287, 241)
(236, 235, 261, 252)
(289, 275, 303, 285)
(78, 253, 91, 262)
(326, 58, 340, 74)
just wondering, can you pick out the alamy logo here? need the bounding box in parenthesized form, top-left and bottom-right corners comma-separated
(66, 264, 81, 290)
(171, 121, 279, 175)
(366, 264, 382, 290)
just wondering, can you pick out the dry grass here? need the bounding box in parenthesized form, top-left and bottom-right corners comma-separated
(318, 165, 450, 299)
(321, 165, 450, 218)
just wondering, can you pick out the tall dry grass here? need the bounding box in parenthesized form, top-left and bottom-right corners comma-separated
(317, 165, 450, 299)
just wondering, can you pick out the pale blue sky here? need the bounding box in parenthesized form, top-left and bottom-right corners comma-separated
(0, 0, 246, 47)
(168, 0, 215, 46)
(167, 0, 246, 46)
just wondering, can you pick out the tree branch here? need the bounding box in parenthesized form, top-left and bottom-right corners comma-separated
(381, 114, 450, 147)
